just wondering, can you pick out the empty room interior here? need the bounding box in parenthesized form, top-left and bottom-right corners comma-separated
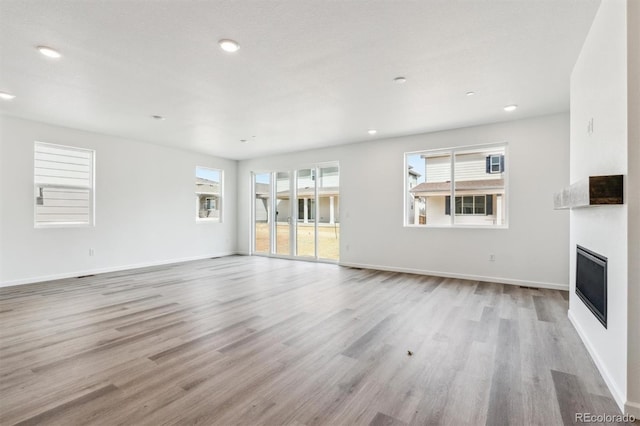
(0, 0, 638, 425)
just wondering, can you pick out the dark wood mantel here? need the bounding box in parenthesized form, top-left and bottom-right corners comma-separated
(554, 175, 624, 209)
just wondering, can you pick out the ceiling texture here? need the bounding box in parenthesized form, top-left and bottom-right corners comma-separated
(0, 0, 601, 160)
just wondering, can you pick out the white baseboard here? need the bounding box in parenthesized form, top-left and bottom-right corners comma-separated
(338, 261, 569, 290)
(568, 309, 628, 414)
(625, 400, 640, 418)
(0, 252, 238, 288)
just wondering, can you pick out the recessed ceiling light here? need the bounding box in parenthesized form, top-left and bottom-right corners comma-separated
(37, 46, 62, 59)
(218, 39, 240, 53)
(0, 91, 16, 100)
(240, 139, 248, 143)
(466, 91, 476, 96)
(393, 77, 407, 84)
(503, 104, 518, 112)
(368, 129, 377, 135)
(151, 115, 165, 120)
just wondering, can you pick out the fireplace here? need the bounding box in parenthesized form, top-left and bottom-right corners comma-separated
(576, 245, 607, 328)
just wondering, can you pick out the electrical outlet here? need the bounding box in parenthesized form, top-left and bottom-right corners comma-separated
(489, 254, 495, 262)
(89, 248, 94, 256)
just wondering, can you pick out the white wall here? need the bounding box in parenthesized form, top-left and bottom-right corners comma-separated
(0, 116, 237, 286)
(568, 0, 638, 415)
(626, 0, 640, 416)
(238, 113, 570, 289)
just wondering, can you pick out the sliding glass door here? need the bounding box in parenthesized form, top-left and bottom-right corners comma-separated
(317, 165, 339, 260)
(296, 168, 315, 258)
(275, 172, 292, 256)
(252, 163, 339, 262)
(253, 173, 271, 254)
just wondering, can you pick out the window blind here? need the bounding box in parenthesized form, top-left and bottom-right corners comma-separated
(34, 142, 94, 226)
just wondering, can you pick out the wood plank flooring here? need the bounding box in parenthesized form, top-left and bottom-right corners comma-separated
(0, 256, 629, 425)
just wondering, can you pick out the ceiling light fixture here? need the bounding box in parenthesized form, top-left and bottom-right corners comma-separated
(0, 91, 16, 100)
(466, 91, 476, 96)
(218, 39, 240, 53)
(368, 129, 377, 135)
(503, 104, 518, 112)
(36, 45, 62, 59)
(151, 115, 165, 120)
(240, 139, 248, 143)
(393, 77, 407, 84)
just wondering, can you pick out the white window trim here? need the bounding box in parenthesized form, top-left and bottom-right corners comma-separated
(34, 141, 96, 228)
(489, 154, 502, 174)
(404, 142, 508, 229)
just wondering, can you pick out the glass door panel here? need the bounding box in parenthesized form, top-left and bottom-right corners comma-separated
(275, 171, 291, 255)
(317, 165, 339, 260)
(253, 173, 271, 254)
(296, 168, 315, 257)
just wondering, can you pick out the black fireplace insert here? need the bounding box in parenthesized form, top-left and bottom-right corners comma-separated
(576, 245, 607, 328)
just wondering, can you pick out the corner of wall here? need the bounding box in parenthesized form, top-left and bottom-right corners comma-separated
(569, 0, 636, 416)
(626, 0, 640, 414)
(568, 309, 627, 413)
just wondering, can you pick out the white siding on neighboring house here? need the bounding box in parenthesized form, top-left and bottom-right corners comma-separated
(319, 169, 339, 188)
(410, 145, 506, 226)
(34, 142, 94, 226)
(274, 173, 291, 223)
(425, 197, 450, 226)
(424, 156, 451, 183)
(297, 169, 315, 189)
(318, 197, 340, 224)
(275, 199, 291, 221)
(254, 182, 270, 222)
(454, 151, 504, 182)
(424, 151, 504, 182)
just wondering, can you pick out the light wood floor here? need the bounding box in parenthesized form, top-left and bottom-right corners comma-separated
(0, 256, 628, 425)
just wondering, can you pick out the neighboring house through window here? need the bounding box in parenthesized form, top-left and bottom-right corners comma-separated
(407, 166, 424, 224)
(34, 142, 95, 227)
(406, 143, 507, 227)
(196, 166, 222, 222)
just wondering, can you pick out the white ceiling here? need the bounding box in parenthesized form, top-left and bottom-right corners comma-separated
(0, 0, 600, 160)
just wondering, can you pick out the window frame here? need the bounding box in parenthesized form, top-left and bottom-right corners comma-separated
(453, 195, 486, 216)
(33, 141, 95, 228)
(195, 166, 223, 223)
(404, 142, 508, 229)
(489, 154, 502, 174)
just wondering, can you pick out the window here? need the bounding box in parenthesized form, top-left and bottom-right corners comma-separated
(34, 142, 95, 227)
(406, 143, 507, 227)
(487, 154, 504, 174)
(196, 166, 222, 222)
(449, 195, 489, 215)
